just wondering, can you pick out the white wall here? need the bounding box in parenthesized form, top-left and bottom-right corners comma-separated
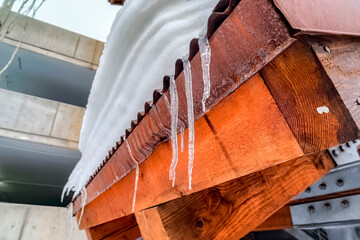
(0, 202, 86, 240)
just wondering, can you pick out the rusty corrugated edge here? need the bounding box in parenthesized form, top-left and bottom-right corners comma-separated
(274, 0, 360, 37)
(73, 0, 297, 214)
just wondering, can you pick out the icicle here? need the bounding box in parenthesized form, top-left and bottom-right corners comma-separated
(198, 35, 211, 112)
(78, 188, 87, 225)
(180, 128, 184, 153)
(182, 56, 195, 190)
(126, 141, 139, 212)
(66, 202, 73, 238)
(169, 75, 179, 186)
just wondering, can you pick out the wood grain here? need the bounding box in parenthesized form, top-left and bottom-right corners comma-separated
(261, 41, 359, 153)
(78, 74, 303, 229)
(307, 36, 360, 130)
(86, 214, 139, 240)
(137, 152, 334, 240)
(135, 208, 169, 240)
(254, 205, 293, 231)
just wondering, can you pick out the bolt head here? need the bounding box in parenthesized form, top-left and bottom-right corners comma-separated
(341, 200, 350, 208)
(336, 179, 344, 187)
(307, 205, 315, 213)
(324, 203, 332, 210)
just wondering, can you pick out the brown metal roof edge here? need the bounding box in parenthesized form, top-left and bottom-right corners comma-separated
(274, 0, 360, 37)
(72, 0, 297, 213)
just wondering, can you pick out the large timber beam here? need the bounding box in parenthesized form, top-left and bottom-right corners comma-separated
(134, 151, 334, 240)
(76, 73, 304, 229)
(261, 40, 360, 153)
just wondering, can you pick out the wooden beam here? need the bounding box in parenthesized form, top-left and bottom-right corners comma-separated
(85, 214, 141, 240)
(261, 40, 359, 154)
(254, 206, 293, 231)
(78, 73, 304, 229)
(307, 36, 360, 129)
(134, 151, 334, 240)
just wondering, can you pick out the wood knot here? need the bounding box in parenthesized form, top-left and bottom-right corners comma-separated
(194, 217, 205, 231)
(207, 190, 221, 210)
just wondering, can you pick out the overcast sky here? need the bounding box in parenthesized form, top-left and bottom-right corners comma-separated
(1, 0, 121, 42)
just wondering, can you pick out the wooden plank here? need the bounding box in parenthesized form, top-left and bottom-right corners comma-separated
(135, 208, 169, 240)
(78, 74, 304, 229)
(307, 36, 360, 129)
(261, 41, 359, 154)
(135, 152, 334, 240)
(254, 206, 293, 231)
(86, 214, 140, 240)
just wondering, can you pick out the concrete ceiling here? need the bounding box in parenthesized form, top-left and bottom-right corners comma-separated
(0, 136, 80, 206)
(0, 42, 96, 206)
(0, 42, 95, 107)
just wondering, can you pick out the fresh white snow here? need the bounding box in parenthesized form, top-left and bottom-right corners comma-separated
(63, 0, 218, 200)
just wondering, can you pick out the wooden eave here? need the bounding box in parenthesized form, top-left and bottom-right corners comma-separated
(76, 0, 360, 238)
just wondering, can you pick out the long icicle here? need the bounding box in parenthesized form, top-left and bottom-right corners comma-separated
(198, 35, 211, 112)
(169, 75, 179, 187)
(126, 141, 139, 212)
(78, 188, 87, 225)
(182, 56, 195, 190)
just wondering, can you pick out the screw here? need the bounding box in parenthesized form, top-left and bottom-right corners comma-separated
(319, 183, 327, 190)
(323, 46, 331, 53)
(336, 179, 344, 187)
(341, 200, 350, 208)
(305, 187, 311, 193)
(307, 205, 315, 213)
(332, 149, 338, 156)
(324, 203, 332, 210)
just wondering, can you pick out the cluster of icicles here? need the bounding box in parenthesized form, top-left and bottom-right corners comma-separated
(169, 35, 211, 189)
(68, 36, 211, 226)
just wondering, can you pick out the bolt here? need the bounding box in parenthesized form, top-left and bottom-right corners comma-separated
(336, 179, 344, 187)
(324, 203, 332, 210)
(323, 46, 331, 53)
(341, 200, 350, 208)
(305, 187, 311, 193)
(307, 205, 315, 213)
(319, 183, 327, 190)
(332, 149, 338, 157)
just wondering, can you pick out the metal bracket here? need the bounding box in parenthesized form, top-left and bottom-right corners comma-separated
(294, 162, 360, 200)
(329, 139, 360, 167)
(291, 195, 360, 228)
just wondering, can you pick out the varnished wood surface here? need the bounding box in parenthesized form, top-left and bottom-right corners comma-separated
(254, 206, 293, 231)
(86, 214, 139, 240)
(308, 36, 360, 131)
(135, 152, 334, 240)
(135, 208, 169, 240)
(78, 74, 303, 229)
(261, 41, 359, 153)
